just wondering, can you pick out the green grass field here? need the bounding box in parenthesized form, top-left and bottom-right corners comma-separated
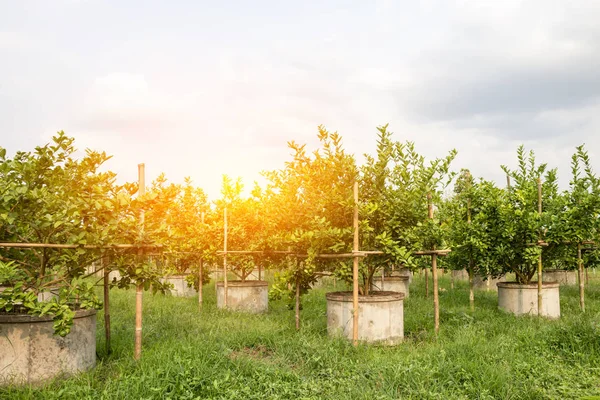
(3, 272, 600, 399)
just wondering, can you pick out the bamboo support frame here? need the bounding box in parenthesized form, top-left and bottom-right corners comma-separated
(223, 208, 228, 307)
(134, 163, 145, 361)
(428, 193, 440, 335)
(0, 243, 162, 249)
(537, 178, 543, 316)
(352, 182, 359, 347)
(198, 212, 205, 310)
(102, 254, 111, 355)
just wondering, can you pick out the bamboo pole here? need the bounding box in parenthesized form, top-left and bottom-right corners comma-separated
(0, 243, 161, 249)
(578, 243, 585, 312)
(223, 208, 228, 308)
(352, 182, 360, 347)
(198, 212, 205, 310)
(428, 193, 440, 335)
(467, 180, 474, 310)
(103, 254, 111, 355)
(134, 163, 145, 361)
(537, 178, 543, 316)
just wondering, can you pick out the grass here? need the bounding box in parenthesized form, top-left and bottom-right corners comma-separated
(2, 271, 600, 399)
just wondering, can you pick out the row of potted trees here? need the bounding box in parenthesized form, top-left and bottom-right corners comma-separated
(2, 127, 600, 384)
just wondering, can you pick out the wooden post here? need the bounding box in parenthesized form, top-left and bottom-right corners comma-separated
(102, 254, 111, 355)
(428, 193, 439, 335)
(199, 212, 205, 310)
(223, 208, 228, 308)
(506, 175, 511, 189)
(578, 243, 585, 312)
(134, 163, 145, 361)
(352, 182, 360, 346)
(537, 178, 543, 316)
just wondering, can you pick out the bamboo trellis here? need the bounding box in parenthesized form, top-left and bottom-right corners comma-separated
(217, 182, 451, 344)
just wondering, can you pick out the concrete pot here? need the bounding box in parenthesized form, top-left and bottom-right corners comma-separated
(326, 291, 405, 345)
(473, 275, 505, 292)
(542, 269, 577, 286)
(108, 270, 121, 282)
(452, 269, 469, 281)
(392, 268, 413, 283)
(216, 280, 269, 313)
(497, 282, 560, 319)
(162, 275, 197, 297)
(370, 275, 410, 298)
(0, 309, 97, 385)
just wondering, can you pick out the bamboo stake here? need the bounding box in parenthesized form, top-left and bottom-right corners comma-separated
(467, 178, 474, 310)
(0, 243, 161, 249)
(198, 212, 205, 310)
(428, 193, 439, 335)
(103, 254, 111, 355)
(425, 268, 429, 298)
(134, 163, 145, 361)
(537, 178, 543, 316)
(578, 243, 585, 312)
(223, 208, 228, 308)
(352, 182, 360, 347)
(295, 279, 300, 331)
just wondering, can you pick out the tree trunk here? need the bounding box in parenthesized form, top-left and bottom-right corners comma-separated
(295, 280, 300, 331)
(425, 268, 429, 298)
(468, 269, 474, 312)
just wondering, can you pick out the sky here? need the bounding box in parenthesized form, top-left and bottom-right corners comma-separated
(1, 0, 600, 199)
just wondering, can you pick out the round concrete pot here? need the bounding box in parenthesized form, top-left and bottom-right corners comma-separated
(542, 269, 577, 286)
(162, 275, 197, 297)
(497, 281, 560, 318)
(452, 269, 469, 281)
(370, 275, 410, 298)
(216, 280, 269, 313)
(326, 291, 404, 345)
(393, 268, 413, 283)
(0, 309, 97, 385)
(473, 275, 505, 292)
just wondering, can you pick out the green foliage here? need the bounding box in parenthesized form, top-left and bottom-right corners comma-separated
(443, 171, 504, 279)
(359, 124, 456, 293)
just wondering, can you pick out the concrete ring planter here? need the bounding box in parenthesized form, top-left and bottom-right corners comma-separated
(392, 268, 413, 283)
(473, 275, 505, 292)
(162, 275, 197, 297)
(542, 269, 577, 286)
(370, 276, 410, 298)
(0, 309, 97, 385)
(497, 281, 560, 319)
(216, 280, 269, 313)
(451, 269, 469, 281)
(326, 291, 405, 345)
